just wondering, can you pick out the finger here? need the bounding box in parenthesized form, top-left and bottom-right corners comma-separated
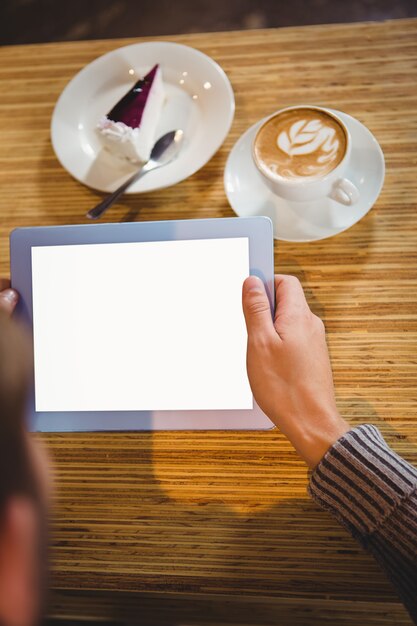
(274, 274, 310, 326)
(242, 276, 277, 341)
(0, 289, 19, 316)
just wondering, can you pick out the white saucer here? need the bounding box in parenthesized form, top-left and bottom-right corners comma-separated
(51, 42, 235, 193)
(224, 110, 385, 242)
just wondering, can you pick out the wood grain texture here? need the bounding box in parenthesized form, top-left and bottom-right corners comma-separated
(1, 18, 417, 626)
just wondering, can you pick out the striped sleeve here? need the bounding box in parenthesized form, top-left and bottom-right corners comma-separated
(308, 424, 417, 624)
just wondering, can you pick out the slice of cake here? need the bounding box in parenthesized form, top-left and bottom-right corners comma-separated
(97, 64, 165, 164)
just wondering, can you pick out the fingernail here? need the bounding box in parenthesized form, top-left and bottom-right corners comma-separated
(2, 289, 18, 304)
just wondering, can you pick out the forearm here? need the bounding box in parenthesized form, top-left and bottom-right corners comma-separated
(308, 424, 417, 624)
(242, 276, 417, 619)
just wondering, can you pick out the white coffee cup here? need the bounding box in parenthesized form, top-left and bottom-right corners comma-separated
(252, 105, 359, 206)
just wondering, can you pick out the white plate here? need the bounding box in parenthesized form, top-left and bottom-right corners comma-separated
(51, 42, 235, 193)
(224, 110, 385, 242)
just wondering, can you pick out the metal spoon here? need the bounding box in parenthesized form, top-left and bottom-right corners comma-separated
(87, 129, 184, 220)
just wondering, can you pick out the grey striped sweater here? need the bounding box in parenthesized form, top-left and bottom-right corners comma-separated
(309, 424, 417, 624)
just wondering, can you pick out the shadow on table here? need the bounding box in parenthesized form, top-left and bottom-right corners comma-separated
(36, 139, 234, 226)
(45, 392, 416, 626)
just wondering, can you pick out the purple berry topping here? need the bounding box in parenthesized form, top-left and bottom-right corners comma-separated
(107, 64, 158, 129)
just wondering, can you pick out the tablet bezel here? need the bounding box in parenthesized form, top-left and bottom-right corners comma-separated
(10, 217, 275, 431)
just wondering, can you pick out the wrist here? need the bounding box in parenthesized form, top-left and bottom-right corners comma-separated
(288, 411, 350, 469)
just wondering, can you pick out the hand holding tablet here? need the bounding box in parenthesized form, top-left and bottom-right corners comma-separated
(10, 217, 274, 431)
(0, 280, 19, 316)
(242, 274, 350, 468)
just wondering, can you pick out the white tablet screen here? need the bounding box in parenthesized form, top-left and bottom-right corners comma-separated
(31, 238, 252, 412)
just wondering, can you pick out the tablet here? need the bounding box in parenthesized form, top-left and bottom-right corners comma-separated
(10, 217, 275, 431)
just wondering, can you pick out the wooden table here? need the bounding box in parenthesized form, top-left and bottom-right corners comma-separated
(1, 18, 417, 626)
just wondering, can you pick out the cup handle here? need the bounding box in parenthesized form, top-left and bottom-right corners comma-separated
(330, 178, 359, 206)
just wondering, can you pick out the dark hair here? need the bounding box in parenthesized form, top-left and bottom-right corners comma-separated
(0, 310, 40, 517)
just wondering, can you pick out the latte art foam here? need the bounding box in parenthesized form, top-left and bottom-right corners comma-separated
(254, 108, 347, 181)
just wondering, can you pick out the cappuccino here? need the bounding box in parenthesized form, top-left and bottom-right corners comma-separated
(254, 107, 347, 181)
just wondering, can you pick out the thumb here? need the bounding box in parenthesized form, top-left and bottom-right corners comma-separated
(242, 276, 275, 340)
(0, 289, 19, 316)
